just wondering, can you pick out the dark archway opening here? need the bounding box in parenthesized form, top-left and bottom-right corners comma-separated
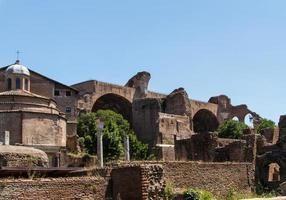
(193, 109, 219, 133)
(92, 93, 132, 124)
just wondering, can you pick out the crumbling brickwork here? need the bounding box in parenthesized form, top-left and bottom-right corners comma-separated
(0, 177, 107, 200)
(111, 164, 164, 200)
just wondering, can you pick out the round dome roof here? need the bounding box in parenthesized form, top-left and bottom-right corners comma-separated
(6, 60, 30, 76)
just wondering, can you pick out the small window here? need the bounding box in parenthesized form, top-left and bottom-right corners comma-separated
(16, 78, 21, 89)
(65, 107, 72, 113)
(66, 90, 71, 96)
(54, 90, 60, 96)
(7, 78, 11, 90)
(24, 79, 29, 91)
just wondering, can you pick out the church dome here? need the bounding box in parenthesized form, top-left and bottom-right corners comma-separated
(6, 60, 30, 76)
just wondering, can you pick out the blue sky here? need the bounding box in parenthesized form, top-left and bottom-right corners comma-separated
(0, 0, 285, 123)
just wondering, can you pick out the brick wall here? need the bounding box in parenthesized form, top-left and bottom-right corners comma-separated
(118, 161, 254, 197)
(111, 164, 165, 200)
(0, 177, 108, 200)
(163, 161, 253, 197)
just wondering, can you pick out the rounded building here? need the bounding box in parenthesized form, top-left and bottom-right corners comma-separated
(0, 60, 67, 166)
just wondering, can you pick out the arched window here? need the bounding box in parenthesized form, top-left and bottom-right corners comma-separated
(244, 113, 254, 128)
(232, 116, 239, 121)
(16, 78, 21, 89)
(7, 78, 12, 90)
(24, 78, 29, 91)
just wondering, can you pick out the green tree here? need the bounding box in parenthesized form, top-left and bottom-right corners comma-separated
(217, 120, 248, 139)
(77, 110, 148, 161)
(256, 118, 276, 134)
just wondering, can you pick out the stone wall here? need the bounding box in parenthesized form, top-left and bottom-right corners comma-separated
(118, 161, 254, 197)
(162, 161, 254, 197)
(0, 177, 108, 200)
(132, 98, 162, 151)
(111, 164, 164, 200)
(22, 112, 66, 147)
(0, 146, 48, 168)
(0, 112, 22, 144)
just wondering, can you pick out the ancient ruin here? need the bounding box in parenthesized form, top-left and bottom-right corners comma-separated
(0, 60, 285, 199)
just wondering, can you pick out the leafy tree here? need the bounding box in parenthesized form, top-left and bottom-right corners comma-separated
(77, 110, 148, 161)
(217, 120, 248, 139)
(256, 118, 276, 134)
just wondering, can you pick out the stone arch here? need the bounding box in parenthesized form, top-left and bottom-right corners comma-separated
(256, 151, 286, 190)
(92, 93, 132, 124)
(192, 109, 219, 133)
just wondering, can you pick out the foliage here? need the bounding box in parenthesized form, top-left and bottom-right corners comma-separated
(256, 118, 276, 134)
(217, 120, 248, 139)
(77, 110, 148, 161)
(225, 189, 277, 200)
(128, 131, 148, 160)
(163, 182, 176, 200)
(183, 188, 215, 200)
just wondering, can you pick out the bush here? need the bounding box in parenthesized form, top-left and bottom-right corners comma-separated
(77, 110, 149, 161)
(217, 120, 248, 139)
(183, 188, 215, 200)
(256, 118, 276, 134)
(225, 189, 277, 200)
(163, 182, 176, 199)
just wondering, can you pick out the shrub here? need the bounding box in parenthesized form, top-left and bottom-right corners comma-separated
(217, 120, 248, 139)
(163, 182, 176, 199)
(256, 118, 276, 134)
(183, 188, 215, 200)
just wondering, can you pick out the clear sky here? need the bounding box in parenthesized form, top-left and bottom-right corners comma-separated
(0, 0, 285, 123)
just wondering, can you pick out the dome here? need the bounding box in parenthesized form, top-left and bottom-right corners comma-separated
(6, 60, 30, 76)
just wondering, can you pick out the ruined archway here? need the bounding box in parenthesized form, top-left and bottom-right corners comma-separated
(192, 109, 219, 133)
(256, 151, 286, 191)
(92, 93, 132, 124)
(244, 113, 254, 128)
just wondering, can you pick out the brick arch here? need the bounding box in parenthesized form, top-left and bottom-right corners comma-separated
(192, 109, 219, 133)
(256, 151, 286, 190)
(92, 93, 132, 124)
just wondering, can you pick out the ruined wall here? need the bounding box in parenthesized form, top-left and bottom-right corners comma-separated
(73, 80, 135, 112)
(163, 161, 253, 197)
(0, 177, 107, 200)
(260, 128, 280, 144)
(191, 100, 218, 119)
(132, 98, 162, 150)
(157, 113, 191, 160)
(112, 164, 164, 200)
(117, 161, 254, 197)
(175, 133, 255, 162)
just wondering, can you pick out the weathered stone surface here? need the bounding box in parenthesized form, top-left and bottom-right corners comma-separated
(279, 115, 286, 129)
(0, 145, 48, 167)
(111, 164, 164, 200)
(117, 161, 254, 197)
(125, 71, 151, 99)
(0, 176, 107, 200)
(165, 88, 192, 116)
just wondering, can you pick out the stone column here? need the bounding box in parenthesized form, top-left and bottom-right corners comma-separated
(97, 131, 103, 168)
(124, 135, 130, 161)
(4, 131, 9, 145)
